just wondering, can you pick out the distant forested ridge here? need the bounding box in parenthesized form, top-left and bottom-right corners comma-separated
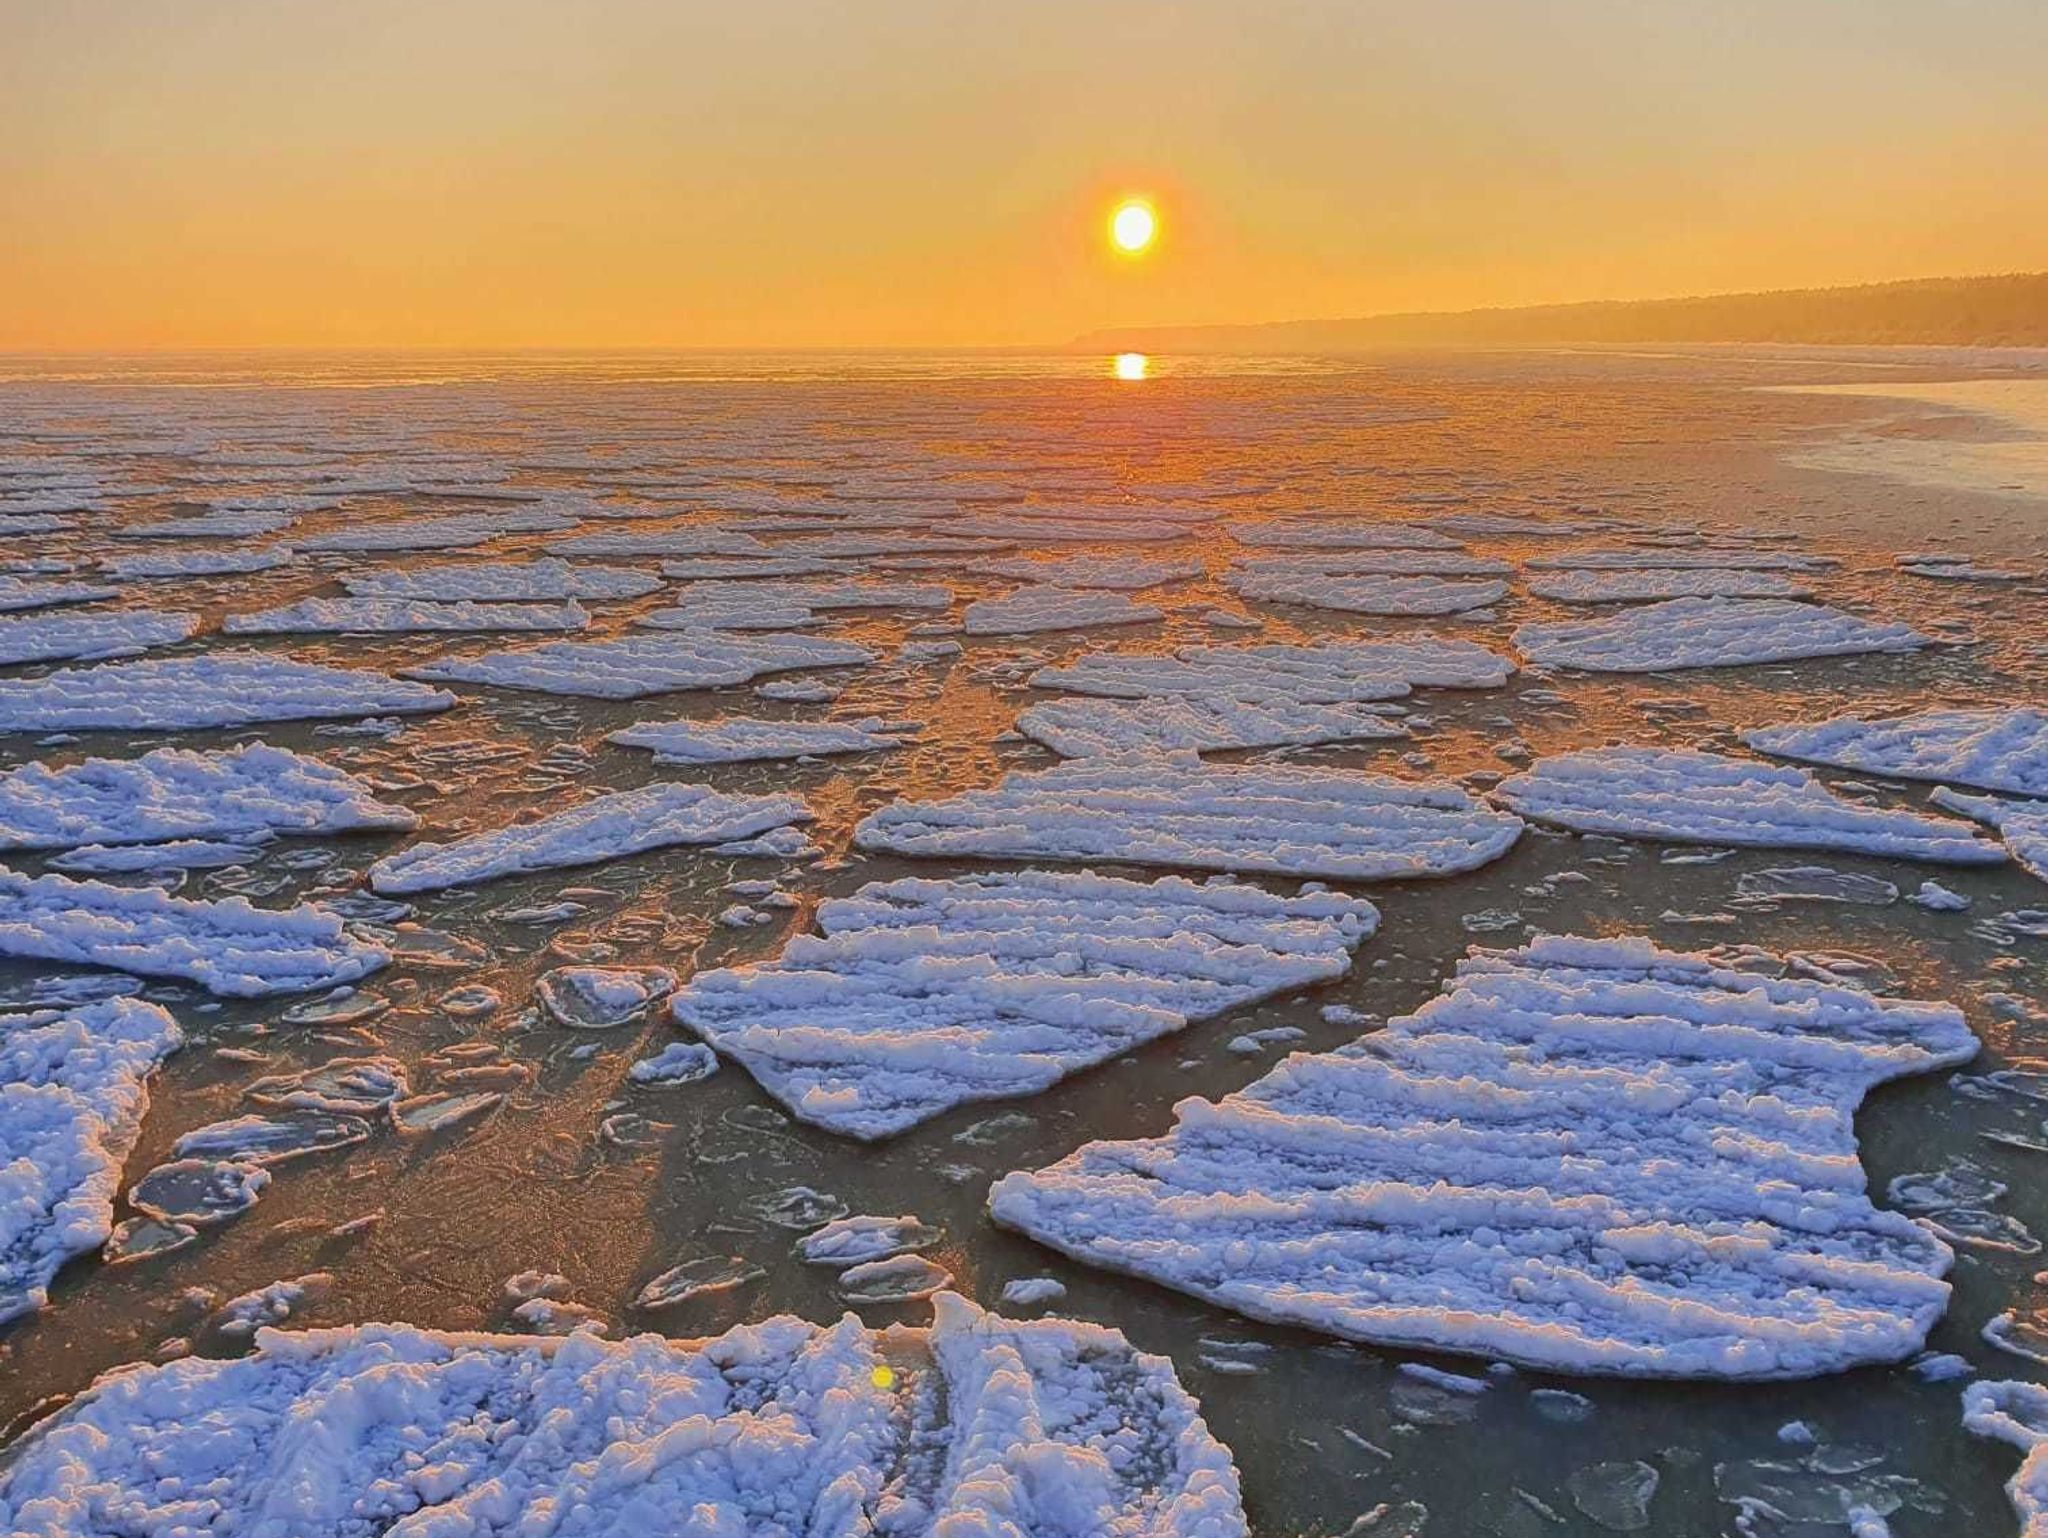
(1080, 272, 2048, 352)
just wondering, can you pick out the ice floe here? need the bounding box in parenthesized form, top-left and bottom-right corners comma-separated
(0, 610, 200, 666)
(1226, 570, 1508, 616)
(0, 872, 388, 996)
(1494, 748, 2004, 863)
(609, 715, 913, 764)
(0, 655, 456, 732)
(1033, 638, 1513, 702)
(1527, 568, 1813, 602)
(1016, 695, 1406, 758)
(0, 577, 121, 613)
(1514, 598, 1927, 672)
(1929, 789, 2048, 883)
(0, 1294, 1244, 1538)
(340, 558, 662, 601)
(992, 933, 1978, 1380)
(119, 509, 296, 540)
(1230, 520, 1462, 550)
(0, 998, 182, 1325)
(1964, 1380, 2048, 1538)
(547, 528, 769, 558)
(0, 744, 417, 850)
(975, 555, 1203, 589)
(368, 782, 811, 893)
(1745, 709, 2048, 797)
(100, 548, 293, 581)
(855, 757, 1523, 880)
(962, 588, 1164, 635)
(407, 632, 872, 699)
(1525, 549, 1835, 571)
(673, 868, 1379, 1136)
(299, 510, 576, 552)
(224, 597, 588, 634)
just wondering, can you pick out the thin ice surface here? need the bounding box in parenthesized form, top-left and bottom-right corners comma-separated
(677, 868, 1376, 1137)
(1016, 695, 1406, 758)
(993, 934, 1977, 1380)
(0, 744, 417, 850)
(855, 757, 1524, 880)
(368, 782, 811, 894)
(0, 610, 200, 666)
(0, 1293, 1246, 1538)
(0, 871, 388, 997)
(1494, 748, 2004, 863)
(608, 716, 910, 764)
(0, 999, 182, 1325)
(0, 655, 455, 732)
(407, 632, 872, 699)
(1745, 709, 2048, 797)
(1514, 597, 1926, 672)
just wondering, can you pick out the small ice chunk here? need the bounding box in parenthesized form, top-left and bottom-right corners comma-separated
(1910, 880, 1972, 911)
(628, 1042, 720, 1085)
(634, 1254, 766, 1310)
(246, 1057, 410, 1116)
(172, 1112, 371, 1166)
(838, 1253, 954, 1303)
(537, 965, 678, 1028)
(1000, 1276, 1068, 1307)
(797, 1215, 944, 1267)
(128, 1158, 269, 1226)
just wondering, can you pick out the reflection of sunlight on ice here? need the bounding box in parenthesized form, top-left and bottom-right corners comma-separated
(1770, 378, 2048, 501)
(1114, 352, 1148, 381)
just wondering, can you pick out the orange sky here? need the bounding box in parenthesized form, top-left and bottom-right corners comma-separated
(3, 1, 2045, 349)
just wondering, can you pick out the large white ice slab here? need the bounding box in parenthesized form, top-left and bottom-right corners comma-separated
(1745, 709, 2048, 797)
(0, 1293, 1245, 1538)
(0, 611, 200, 666)
(223, 597, 587, 634)
(1514, 597, 1926, 672)
(1964, 1380, 2048, 1538)
(299, 510, 577, 552)
(407, 632, 873, 699)
(976, 555, 1204, 589)
(1227, 570, 1508, 615)
(1929, 788, 2048, 884)
(0, 744, 417, 850)
(0, 578, 121, 614)
(1230, 520, 1463, 550)
(547, 528, 769, 558)
(855, 757, 1524, 880)
(340, 558, 662, 601)
(1525, 549, 1835, 571)
(1232, 550, 1511, 577)
(609, 715, 912, 764)
(676, 868, 1379, 1136)
(1016, 695, 1406, 758)
(368, 782, 811, 894)
(993, 933, 1977, 1380)
(0, 655, 456, 732)
(0, 998, 182, 1326)
(0, 872, 388, 997)
(99, 548, 292, 581)
(1528, 568, 1812, 602)
(1494, 747, 2002, 863)
(1033, 638, 1513, 702)
(962, 588, 1164, 635)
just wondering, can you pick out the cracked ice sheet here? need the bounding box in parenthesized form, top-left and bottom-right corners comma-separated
(1034, 638, 1514, 702)
(406, 632, 873, 699)
(1016, 695, 1406, 758)
(1964, 1381, 2048, 1538)
(0, 872, 388, 997)
(992, 933, 1977, 1381)
(1494, 748, 2003, 864)
(1226, 570, 1509, 616)
(0, 655, 455, 733)
(962, 588, 1163, 635)
(368, 781, 811, 894)
(224, 597, 588, 634)
(1744, 709, 2048, 797)
(0, 1293, 1245, 1538)
(0, 744, 417, 850)
(675, 868, 1378, 1137)
(609, 715, 912, 764)
(1513, 597, 1927, 672)
(855, 757, 1524, 881)
(1527, 568, 1813, 602)
(0, 998, 183, 1326)
(0, 611, 200, 666)
(339, 559, 663, 601)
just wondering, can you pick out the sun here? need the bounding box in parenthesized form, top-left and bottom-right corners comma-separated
(1109, 199, 1157, 255)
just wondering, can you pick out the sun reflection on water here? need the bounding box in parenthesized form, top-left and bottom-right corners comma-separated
(1113, 352, 1149, 381)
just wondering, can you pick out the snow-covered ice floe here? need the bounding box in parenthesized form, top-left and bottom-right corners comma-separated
(0, 656, 455, 733)
(609, 715, 913, 764)
(368, 782, 811, 894)
(1745, 709, 2048, 797)
(855, 757, 1523, 880)
(961, 588, 1164, 635)
(1231, 550, 1511, 577)
(1527, 568, 1813, 603)
(1033, 638, 1513, 702)
(547, 528, 769, 558)
(1016, 695, 1406, 758)
(0, 998, 182, 1325)
(1929, 789, 2048, 884)
(0, 744, 417, 850)
(340, 558, 662, 601)
(1513, 597, 1926, 672)
(1226, 570, 1508, 616)
(0, 872, 387, 997)
(992, 934, 1977, 1380)
(298, 510, 576, 552)
(1229, 519, 1462, 550)
(407, 632, 872, 699)
(0, 577, 121, 614)
(0, 1293, 1245, 1538)
(675, 868, 1378, 1136)
(223, 598, 588, 634)
(975, 554, 1203, 589)
(1964, 1380, 2048, 1538)
(0, 610, 200, 666)
(1494, 748, 2004, 863)
(99, 548, 293, 581)
(1525, 549, 1835, 571)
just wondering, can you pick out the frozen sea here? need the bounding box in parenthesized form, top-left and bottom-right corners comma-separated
(4, 346, 2048, 1534)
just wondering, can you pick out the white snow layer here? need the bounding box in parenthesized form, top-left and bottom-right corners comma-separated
(1527, 568, 1812, 603)
(0, 872, 387, 997)
(1928, 788, 2048, 884)
(1226, 570, 1508, 616)
(1513, 598, 1926, 672)
(674, 868, 1379, 1136)
(609, 716, 911, 764)
(0, 744, 417, 850)
(1016, 695, 1405, 758)
(99, 549, 292, 580)
(368, 782, 811, 894)
(962, 589, 1164, 635)
(992, 933, 1978, 1380)
(223, 598, 588, 634)
(1745, 709, 2048, 797)
(0, 1293, 1245, 1538)
(0, 998, 183, 1325)
(1964, 1380, 2048, 1538)
(1524, 549, 1835, 571)
(0, 578, 121, 613)
(855, 757, 1524, 880)
(0, 655, 455, 732)
(407, 633, 873, 699)
(340, 558, 662, 601)
(1033, 638, 1513, 702)
(975, 555, 1203, 589)
(1493, 748, 2004, 864)
(0, 610, 200, 666)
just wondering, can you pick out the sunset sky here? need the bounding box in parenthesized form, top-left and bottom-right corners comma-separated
(4, 0, 2045, 350)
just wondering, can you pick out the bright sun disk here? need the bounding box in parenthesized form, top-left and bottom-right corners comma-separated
(1110, 200, 1157, 254)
